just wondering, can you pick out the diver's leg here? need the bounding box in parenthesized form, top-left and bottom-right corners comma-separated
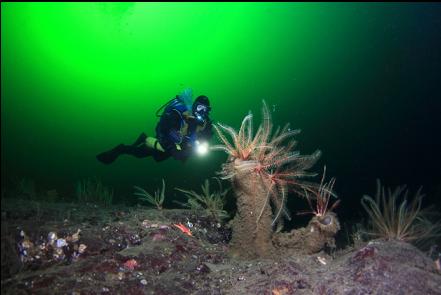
(146, 137, 171, 162)
(126, 144, 152, 158)
(96, 133, 150, 164)
(132, 132, 147, 146)
(97, 135, 171, 164)
(96, 144, 126, 164)
(96, 143, 153, 164)
(152, 150, 170, 162)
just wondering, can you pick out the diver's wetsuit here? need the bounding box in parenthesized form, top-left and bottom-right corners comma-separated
(155, 98, 212, 161)
(96, 97, 212, 164)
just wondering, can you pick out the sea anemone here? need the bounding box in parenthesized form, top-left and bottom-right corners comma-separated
(361, 179, 441, 245)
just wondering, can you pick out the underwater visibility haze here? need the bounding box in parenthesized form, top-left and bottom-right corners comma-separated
(2, 2, 441, 294)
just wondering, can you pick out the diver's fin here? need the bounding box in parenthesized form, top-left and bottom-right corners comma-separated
(96, 144, 125, 164)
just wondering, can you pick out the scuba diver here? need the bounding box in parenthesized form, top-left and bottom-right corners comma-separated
(96, 89, 212, 164)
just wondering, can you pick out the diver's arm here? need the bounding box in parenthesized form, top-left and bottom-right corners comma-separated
(170, 147, 191, 161)
(197, 119, 213, 142)
(163, 138, 189, 161)
(160, 111, 192, 160)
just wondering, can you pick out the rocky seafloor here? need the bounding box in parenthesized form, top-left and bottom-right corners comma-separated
(1, 199, 440, 295)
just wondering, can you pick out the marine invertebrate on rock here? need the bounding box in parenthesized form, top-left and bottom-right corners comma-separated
(173, 223, 193, 236)
(76, 177, 113, 206)
(123, 259, 138, 271)
(361, 179, 441, 244)
(298, 166, 340, 224)
(133, 179, 166, 210)
(212, 101, 328, 258)
(273, 167, 341, 255)
(175, 178, 229, 222)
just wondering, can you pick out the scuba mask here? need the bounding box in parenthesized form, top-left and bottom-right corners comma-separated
(193, 104, 211, 124)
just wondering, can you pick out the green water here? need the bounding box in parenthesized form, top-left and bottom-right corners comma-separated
(2, 3, 440, 212)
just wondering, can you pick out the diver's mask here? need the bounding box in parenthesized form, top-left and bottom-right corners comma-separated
(193, 104, 211, 125)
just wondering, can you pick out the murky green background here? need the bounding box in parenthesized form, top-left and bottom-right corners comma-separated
(2, 3, 440, 213)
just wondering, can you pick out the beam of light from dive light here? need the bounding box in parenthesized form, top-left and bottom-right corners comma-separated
(195, 140, 209, 156)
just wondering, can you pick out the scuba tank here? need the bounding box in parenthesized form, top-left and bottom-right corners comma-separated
(154, 88, 194, 149)
(155, 88, 193, 117)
